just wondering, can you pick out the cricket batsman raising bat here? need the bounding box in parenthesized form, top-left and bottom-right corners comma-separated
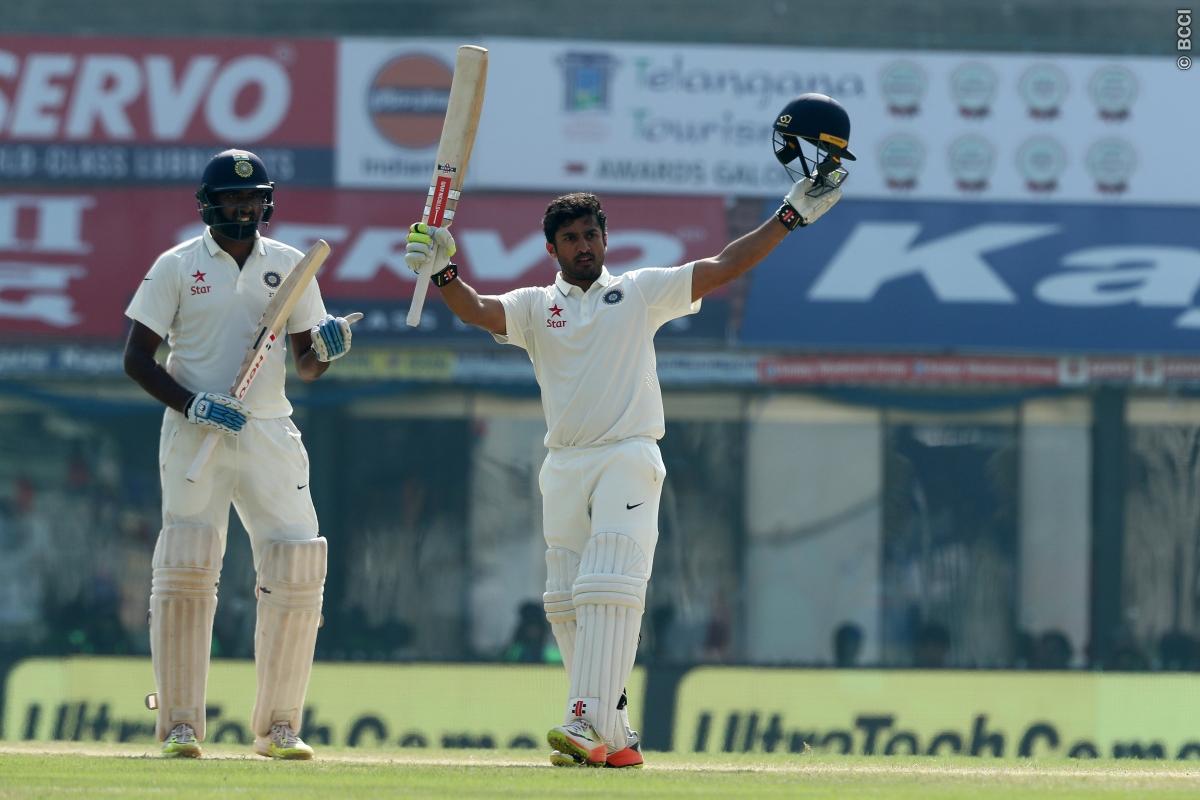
(404, 93, 853, 767)
(406, 44, 488, 327)
(123, 148, 363, 761)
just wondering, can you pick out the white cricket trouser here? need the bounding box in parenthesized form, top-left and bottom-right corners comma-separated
(158, 409, 320, 566)
(540, 437, 666, 748)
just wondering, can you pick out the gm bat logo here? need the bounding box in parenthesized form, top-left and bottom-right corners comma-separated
(428, 176, 452, 225)
(437, 162, 458, 174)
(238, 332, 277, 398)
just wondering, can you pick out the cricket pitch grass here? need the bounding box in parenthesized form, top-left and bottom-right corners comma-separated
(2, 742, 1199, 799)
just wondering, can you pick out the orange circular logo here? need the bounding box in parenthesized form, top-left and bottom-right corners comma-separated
(367, 54, 454, 149)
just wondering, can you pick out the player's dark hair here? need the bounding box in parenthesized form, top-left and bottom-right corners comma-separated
(543, 193, 607, 243)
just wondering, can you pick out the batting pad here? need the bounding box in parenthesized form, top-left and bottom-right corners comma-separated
(251, 536, 327, 737)
(570, 531, 648, 750)
(543, 546, 581, 683)
(150, 522, 222, 741)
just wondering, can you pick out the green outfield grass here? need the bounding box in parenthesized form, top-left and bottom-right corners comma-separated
(1, 743, 1199, 799)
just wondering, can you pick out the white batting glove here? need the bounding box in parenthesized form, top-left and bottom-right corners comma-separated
(185, 391, 247, 435)
(310, 312, 365, 362)
(777, 177, 843, 231)
(404, 223, 457, 274)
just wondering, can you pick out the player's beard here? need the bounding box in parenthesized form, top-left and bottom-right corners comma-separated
(212, 212, 265, 241)
(212, 220, 260, 240)
(561, 253, 601, 283)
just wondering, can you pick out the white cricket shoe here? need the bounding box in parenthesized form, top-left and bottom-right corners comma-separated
(161, 722, 201, 758)
(254, 722, 314, 760)
(547, 718, 607, 767)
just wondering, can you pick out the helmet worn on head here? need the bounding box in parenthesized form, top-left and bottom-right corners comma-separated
(773, 93, 856, 189)
(196, 149, 275, 231)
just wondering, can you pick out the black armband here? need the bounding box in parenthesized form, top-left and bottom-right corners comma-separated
(432, 262, 460, 287)
(775, 201, 803, 231)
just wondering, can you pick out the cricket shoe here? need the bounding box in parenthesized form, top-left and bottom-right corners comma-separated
(547, 718, 607, 767)
(161, 723, 202, 758)
(605, 729, 644, 769)
(550, 729, 643, 768)
(254, 722, 314, 760)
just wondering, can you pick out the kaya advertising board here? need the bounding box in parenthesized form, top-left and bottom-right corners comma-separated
(337, 37, 1196, 205)
(4, 657, 645, 751)
(0, 36, 336, 186)
(0, 189, 727, 340)
(676, 669, 1200, 760)
(743, 198, 1200, 354)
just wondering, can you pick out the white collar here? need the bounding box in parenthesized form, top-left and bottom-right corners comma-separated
(554, 266, 614, 296)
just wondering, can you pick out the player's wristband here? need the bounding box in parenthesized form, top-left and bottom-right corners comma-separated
(775, 201, 803, 231)
(432, 262, 460, 287)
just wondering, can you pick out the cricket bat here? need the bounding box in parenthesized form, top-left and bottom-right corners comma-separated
(185, 239, 333, 482)
(406, 44, 488, 327)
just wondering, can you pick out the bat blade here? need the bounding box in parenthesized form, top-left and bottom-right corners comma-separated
(407, 45, 488, 328)
(185, 239, 331, 482)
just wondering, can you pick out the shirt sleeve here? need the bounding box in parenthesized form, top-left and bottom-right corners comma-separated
(628, 263, 702, 329)
(124, 253, 182, 338)
(287, 278, 328, 334)
(491, 287, 543, 350)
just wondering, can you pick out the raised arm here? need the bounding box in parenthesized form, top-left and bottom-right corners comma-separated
(405, 223, 506, 335)
(690, 177, 842, 302)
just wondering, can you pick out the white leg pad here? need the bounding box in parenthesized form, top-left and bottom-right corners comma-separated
(543, 546, 580, 686)
(150, 522, 222, 741)
(251, 537, 327, 737)
(569, 532, 648, 751)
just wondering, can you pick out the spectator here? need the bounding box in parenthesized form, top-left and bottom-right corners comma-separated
(914, 621, 951, 668)
(833, 622, 864, 667)
(503, 601, 560, 663)
(1032, 629, 1073, 670)
(1158, 629, 1198, 671)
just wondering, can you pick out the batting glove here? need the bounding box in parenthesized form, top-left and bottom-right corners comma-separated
(777, 177, 843, 231)
(404, 223, 457, 274)
(185, 391, 247, 435)
(310, 312, 365, 362)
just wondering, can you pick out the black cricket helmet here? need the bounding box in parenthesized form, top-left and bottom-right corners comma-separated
(196, 148, 275, 228)
(773, 93, 856, 189)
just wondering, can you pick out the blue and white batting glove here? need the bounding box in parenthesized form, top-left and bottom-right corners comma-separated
(404, 223, 457, 275)
(185, 391, 247, 435)
(310, 312, 365, 362)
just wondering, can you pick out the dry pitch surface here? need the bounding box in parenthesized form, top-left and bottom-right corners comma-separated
(1, 741, 1199, 799)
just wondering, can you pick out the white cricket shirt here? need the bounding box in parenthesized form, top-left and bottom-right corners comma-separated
(494, 263, 700, 449)
(125, 229, 327, 418)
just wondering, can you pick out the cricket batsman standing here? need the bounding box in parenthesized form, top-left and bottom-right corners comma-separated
(405, 94, 854, 767)
(123, 149, 362, 759)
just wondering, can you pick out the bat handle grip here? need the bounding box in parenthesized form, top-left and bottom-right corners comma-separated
(406, 241, 438, 328)
(185, 432, 219, 483)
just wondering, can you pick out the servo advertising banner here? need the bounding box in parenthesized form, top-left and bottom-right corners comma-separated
(0, 36, 336, 186)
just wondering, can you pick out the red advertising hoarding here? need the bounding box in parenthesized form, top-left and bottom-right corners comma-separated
(0, 189, 731, 340)
(0, 36, 336, 185)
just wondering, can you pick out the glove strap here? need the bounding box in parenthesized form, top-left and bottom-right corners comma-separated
(775, 201, 803, 231)
(432, 262, 460, 287)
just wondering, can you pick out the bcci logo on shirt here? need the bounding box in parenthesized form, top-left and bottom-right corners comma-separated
(603, 288, 624, 305)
